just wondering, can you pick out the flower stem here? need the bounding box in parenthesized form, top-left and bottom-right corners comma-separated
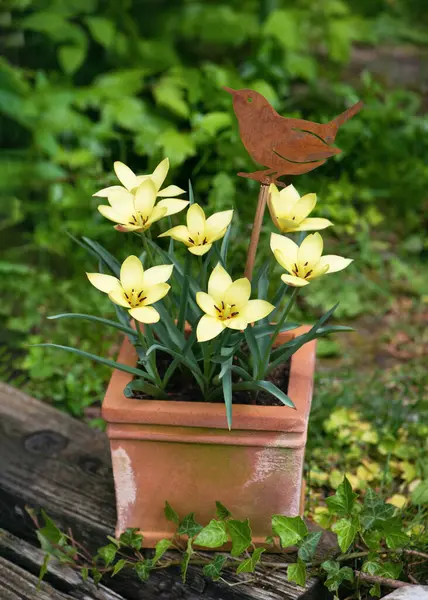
(259, 287, 299, 378)
(178, 251, 191, 331)
(135, 320, 162, 388)
(141, 232, 155, 267)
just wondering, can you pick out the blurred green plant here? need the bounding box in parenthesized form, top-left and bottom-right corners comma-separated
(1, 0, 427, 419)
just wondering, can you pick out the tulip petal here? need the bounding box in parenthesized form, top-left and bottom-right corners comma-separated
(114, 223, 142, 232)
(142, 283, 170, 305)
(208, 263, 232, 303)
(318, 255, 353, 274)
(280, 274, 310, 287)
(120, 255, 145, 294)
(129, 306, 160, 324)
(225, 316, 248, 331)
(134, 179, 157, 217)
(270, 233, 298, 267)
(269, 184, 289, 220)
(273, 250, 292, 273)
(142, 265, 173, 287)
(295, 218, 333, 231)
(93, 185, 124, 198)
(187, 203, 206, 238)
(298, 233, 323, 269)
(241, 300, 275, 323)
(157, 185, 186, 197)
(107, 188, 135, 217)
(156, 198, 189, 216)
(196, 292, 218, 317)
(158, 225, 191, 244)
(305, 261, 329, 280)
(108, 287, 131, 307)
(98, 204, 125, 224)
(196, 314, 225, 342)
(277, 218, 300, 233)
(151, 158, 169, 191)
(293, 193, 317, 222)
(114, 161, 137, 191)
(279, 183, 300, 213)
(86, 272, 120, 293)
(188, 243, 212, 256)
(205, 210, 234, 242)
(224, 278, 251, 309)
(145, 205, 168, 227)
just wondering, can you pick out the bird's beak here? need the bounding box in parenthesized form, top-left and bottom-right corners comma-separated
(223, 86, 235, 95)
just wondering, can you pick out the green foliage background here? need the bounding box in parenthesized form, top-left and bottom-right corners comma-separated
(1, 0, 427, 417)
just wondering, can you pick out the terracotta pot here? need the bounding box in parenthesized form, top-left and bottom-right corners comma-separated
(102, 326, 316, 547)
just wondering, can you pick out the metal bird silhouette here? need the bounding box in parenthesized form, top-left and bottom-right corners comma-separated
(224, 87, 363, 185)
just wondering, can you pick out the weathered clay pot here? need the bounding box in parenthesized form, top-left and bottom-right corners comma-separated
(102, 326, 316, 547)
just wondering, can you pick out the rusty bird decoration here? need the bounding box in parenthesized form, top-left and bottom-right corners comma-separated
(224, 87, 363, 186)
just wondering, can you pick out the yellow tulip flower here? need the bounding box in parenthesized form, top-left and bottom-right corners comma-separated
(268, 183, 332, 233)
(271, 232, 352, 287)
(94, 157, 186, 201)
(96, 178, 189, 233)
(87, 255, 173, 323)
(159, 204, 233, 256)
(196, 263, 274, 341)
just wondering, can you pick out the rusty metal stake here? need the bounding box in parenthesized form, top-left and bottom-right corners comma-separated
(244, 183, 270, 281)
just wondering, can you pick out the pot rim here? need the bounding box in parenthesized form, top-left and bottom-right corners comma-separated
(103, 325, 316, 433)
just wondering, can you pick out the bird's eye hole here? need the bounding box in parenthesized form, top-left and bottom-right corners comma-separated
(247, 96, 253, 103)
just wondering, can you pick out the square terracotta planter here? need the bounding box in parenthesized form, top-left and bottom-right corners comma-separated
(102, 326, 316, 547)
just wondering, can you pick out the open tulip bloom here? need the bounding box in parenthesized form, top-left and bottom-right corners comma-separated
(41, 162, 355, 428)
(268, 183, 332, 233)
(159, 204, 234, 256)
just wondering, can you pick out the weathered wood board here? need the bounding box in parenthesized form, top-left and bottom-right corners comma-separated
(0, 382, 332, 599)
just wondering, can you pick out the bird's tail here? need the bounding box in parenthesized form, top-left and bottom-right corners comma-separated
(330, 100, 364, 128)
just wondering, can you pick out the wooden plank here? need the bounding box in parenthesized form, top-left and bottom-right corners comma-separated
(0, 556, 71, 600)
(0, 529, 126, 600)
(0, 382, 327, 599)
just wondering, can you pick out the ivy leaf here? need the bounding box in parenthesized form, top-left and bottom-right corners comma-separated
(271, 515, 308, 548)
(38, 554, 50, 584)
(227, 519, 252, 557)
(237, 548, 265, 574)
(81, 566, 88, 581)
(119, 528, 143, 550)
(298, 531, 322, 562)
(181, 539, 193, 583)
(203, 555, 227, 580)
(332, 517, 359, 553)
(164, 501, 180, 525)
(194, 520, 228, 548)
(135, 561, 152, 581)
(362, 560, 402, 579)
(369, 582, 381, 597)
(385, 528, 409, 550)
(153, 539, 171, 563)
(112, 559, 127, 576)
(363, 530, 383, 551)
(287, 558, 306, 587)
(326, 477, 358, 516)
(322, 561, 354, 593)
(91, 567, 102, 585)
(178, 513, 203, 538)
(215, 501, 231, 520)
(360, 488, 395, 530)
(98, 543, 117, 566)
